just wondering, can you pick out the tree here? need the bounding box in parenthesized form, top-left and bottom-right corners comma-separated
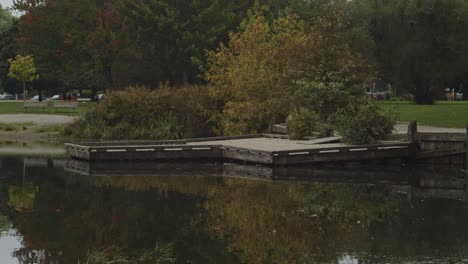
(13, 0, 241, 91)
(0, 4, 14, 34)
(205, 10, 371, 135)
(365, 0, 468, 104)
(0, 21, 20, 93)
(8, 54, 39, 100)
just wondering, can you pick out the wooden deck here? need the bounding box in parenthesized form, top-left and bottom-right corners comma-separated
(65, 121, 468, 167)
(65, 134, 414, 165)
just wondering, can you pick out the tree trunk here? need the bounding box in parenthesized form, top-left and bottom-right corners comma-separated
(413, 79, 435, 104)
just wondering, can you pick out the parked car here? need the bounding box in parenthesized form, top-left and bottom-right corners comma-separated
(367, 91, 391, 100)
(31, 95, 40, 101)
(0, 93, 15, 100)
(48, 95, 60, 100)
(95, 93, 104, 101)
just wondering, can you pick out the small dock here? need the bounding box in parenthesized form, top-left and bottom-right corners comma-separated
(65, 122, 468, 167)
(65, 134, 414, 166)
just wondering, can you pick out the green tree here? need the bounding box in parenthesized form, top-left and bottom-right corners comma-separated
(14, 0, 110, 95)
(0, 4, 14, 34)
(366, 0, 468, 104)
(13, 0, 242, 90)
(206, 10, 371, 135)
(0, 21, 20, 93)
(8, 54, 39, 100)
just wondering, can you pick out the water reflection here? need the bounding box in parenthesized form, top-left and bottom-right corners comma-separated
(1, 155, 468, 263)
(0, 141, 64, 157)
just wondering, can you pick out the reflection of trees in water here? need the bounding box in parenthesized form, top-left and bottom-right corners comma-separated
(3, 172, 468, 264)
(86, 175, 220, 195)
(0, 214, 11, 234)
(7, 176, 238, 264)
(8, 184, 39, 212)
(204, 179, 401, 263)
(204, 178, 468, 263)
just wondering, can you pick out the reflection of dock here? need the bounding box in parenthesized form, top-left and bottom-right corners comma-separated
(392, 186, 468, 202)
(65, 159, 411, 182)
(65, 159, 274, 180)
(64, 159, 468, 202)
(24, 157, 66, 168)
(392, 173, 468, 202)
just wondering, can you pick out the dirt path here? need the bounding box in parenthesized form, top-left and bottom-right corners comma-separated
(393, 122, 465, 134)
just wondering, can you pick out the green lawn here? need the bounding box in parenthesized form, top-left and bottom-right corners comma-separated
(380, 101, 468, 128)
(0, 101, 94, 115)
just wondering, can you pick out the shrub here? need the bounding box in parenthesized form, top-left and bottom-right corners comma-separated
(387, 96, 408, 102)
(293, 81, 363, 121)
(67, 87, 195, 140)
(287, 108, 321, 140)
(220, 101, 264, 136)
(171, 85, 216, 138)
(333, 99, 396, 145)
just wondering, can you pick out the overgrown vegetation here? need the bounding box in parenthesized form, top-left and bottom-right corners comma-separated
(66, 87, 213, 140)
(67, 10, 395, 144)
(86, 244, 175, 264)
(0, 122, 32, 132)
(32, 124, 64, 134)
(334, 99, 396, 144)
(287, 108, 321, 140)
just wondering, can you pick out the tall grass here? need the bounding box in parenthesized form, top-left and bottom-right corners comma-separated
(66, 86, 214, 140)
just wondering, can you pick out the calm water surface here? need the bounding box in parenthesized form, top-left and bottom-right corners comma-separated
(1, 152, 468, 264)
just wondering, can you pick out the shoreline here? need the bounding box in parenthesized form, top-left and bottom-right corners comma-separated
(0, 113, 74, 141)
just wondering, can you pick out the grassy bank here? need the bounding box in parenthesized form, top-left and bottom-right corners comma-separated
(0, 121, 67, 140)
(380, 101, 468, 128)
(0, 101, 93, 115)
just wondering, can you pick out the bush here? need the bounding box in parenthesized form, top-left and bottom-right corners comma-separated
(220, 101, 264, 136)
(293, 81, 363, 121)
(387, 96, 408, 102)
(287, 108, 321, 140)
(171, 85, 216, 138)
(67, 87, 202, 140)
(333, 99, 396, 145)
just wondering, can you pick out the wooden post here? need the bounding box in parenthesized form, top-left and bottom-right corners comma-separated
(408, 121, 417, 142)
(465, 123, 468, 169)
(407, 121, 418, 161)
(267, 117, 276, 134)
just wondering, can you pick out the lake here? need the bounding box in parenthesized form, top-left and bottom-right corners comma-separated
(1, 150, 468, 263)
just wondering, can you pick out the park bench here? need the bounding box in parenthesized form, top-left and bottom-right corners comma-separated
(23, 101, 48, 112)
(52, 101, 79, 113)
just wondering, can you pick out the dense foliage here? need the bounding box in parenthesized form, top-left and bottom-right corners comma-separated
(206, 11, 372, 136)
(365, 0, 468, 103)
(7, 54, 39, 97)
(66, 8, 395, 143)
(68, 87, 184, 139)
(3, 0, 467, 141)
(0, 0, 463, 102)
(333, 98, 396, 144)
(287, 108, 321, 140)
